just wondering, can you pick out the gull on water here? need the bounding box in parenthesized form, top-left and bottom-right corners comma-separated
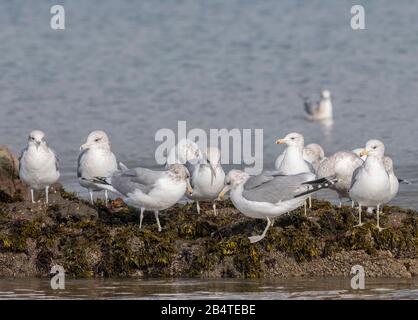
(91, 164, 193, 232)
(349, 140, 392, 231)
(218, 170, 336, 243)
(186, 147, 225, 215)
(303, 90, 333, 121)
(19, 130, 60, 204)
(317, 151, 363, 207)
(78, 130, 118, 205)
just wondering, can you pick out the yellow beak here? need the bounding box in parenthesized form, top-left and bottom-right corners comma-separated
(80, 143, 88, 151)
(186, 181, 193, 195)
(275, 139, 285, 144)
(217, 185, 231, 201)
(360, 149, 369, 157)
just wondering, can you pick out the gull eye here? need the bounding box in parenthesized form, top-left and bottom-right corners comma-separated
(95, 138, 101, 142)
(373, 146, 377, 149)
(291, 137, 295, 140)
(226, 181, 231, 186)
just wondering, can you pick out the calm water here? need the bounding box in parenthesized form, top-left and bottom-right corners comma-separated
(0, 278, 417, 300)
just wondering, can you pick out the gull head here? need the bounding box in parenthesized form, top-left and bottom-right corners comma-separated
(276, 132, 305, 148)
(168, 164, 193, 195)
(321, 90, 331, 100)
(166, 138, 202, 166)
(218, 169, 249, 200)
(28, 130, 46, 150)
(352, 148, 367, 161)
(303, 143, 325, 162)
(81, 130, 111, 151)
(361, 139, 385, 159)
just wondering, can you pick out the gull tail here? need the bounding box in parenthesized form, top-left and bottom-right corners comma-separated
(119, 162, 129, 171)
(398, 178, 411, 185)
(82, 177, 119, 194)
(294, 176, 338, 198)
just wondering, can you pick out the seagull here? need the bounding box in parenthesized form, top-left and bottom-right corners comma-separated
(317, 151, 363, 207)
(218, 170, 337, 243)
(349, 140, 392, 231)
(302, 143, 326, 173)
(78, 130, 118, 205)
(19, 130, 60, 204)
(274, 133, 315, 175)
(275, 132, 315, 211)
(382, 156, 399, 206)
(186, 147, 225, 215)
(91, 164, 193, 232)
(303, 90, 333, 121)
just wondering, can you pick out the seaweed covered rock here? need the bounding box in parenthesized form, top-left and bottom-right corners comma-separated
(0, 192, 416, 278)
(0, 146, 28, 202)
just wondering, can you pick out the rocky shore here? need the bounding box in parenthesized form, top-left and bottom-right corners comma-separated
(0, 146, 417, 278)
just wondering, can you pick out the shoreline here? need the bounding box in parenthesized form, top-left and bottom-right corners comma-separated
(0, 146, 417, 279)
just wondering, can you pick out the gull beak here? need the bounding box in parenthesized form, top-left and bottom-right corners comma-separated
(80, 143, 88, 151)
(217, 185, 231, 201)
(360, 149, 369, 157)
(275, 139, 285, 144)
(36, 141, 40, 150)
(186, 181, 193, 196)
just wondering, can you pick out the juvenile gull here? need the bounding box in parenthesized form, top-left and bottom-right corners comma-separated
(317, 151, 363, 207)
(92, 164, 193, 232)
(349, 140, 391, 231)
(19, 130, 60, 204)
(218, 170, 336, 243)
(303, 90, 333, 121)
(302, 143, 326, 173)
(186, 147, 225, 215)
(166, 138, 202, 167)
(78, 130, 118, 205)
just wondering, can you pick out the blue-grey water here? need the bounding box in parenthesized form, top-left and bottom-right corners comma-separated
(0, 278, 417, 300)
(0, 1, 417, 299)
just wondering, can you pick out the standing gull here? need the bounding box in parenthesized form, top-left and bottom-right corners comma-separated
(303, 90, 333, 121)
(166, 138, 202, 167)
(19, 130, 60, 204)
(187, 147, 225, 215)
(349, 140, 391, 231)
(78, 130, 118, 205)
(317, 151, 363, 207)
(218, 170, 336, 243)
(91, 164, 193, 232)
(275, 132, 315, 211)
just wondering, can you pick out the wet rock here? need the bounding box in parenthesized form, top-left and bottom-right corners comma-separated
(0, 146, 28, 202)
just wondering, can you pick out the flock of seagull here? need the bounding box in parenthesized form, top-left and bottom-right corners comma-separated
(17, 90, 403, 243)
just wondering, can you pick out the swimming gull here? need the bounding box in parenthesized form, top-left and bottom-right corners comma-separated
(78, 130, 118, 205)
(186, 147, 225, 215)
(218, 170, 337, 243)
(19, 130, 60, 204)
(303, 89, 333, 121)
(349, 140, 391, 231)
(317, 151, 363, 207)
(91, 164, 193, 232)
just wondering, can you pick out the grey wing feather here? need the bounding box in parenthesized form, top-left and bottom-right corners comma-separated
(317, 157, 334, 178)
(49, 147, 59, 171)
(350, 166, 363, 189)
(304, 100, 318, 116)
(110, 168, 163, 196)
(18, 147, 27, 172)
(242, 172, 315, 203)
(77, 149, 88, 178)
(244, 170, 285, 190)
(185, 161, 197, 187)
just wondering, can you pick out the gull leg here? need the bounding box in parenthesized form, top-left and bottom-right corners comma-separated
(338, 197, 342, 208)
(31, 189, 35, 203)
(139, 208, 144, 229)
(154, 210, 162, 232)
(196, 201, 200, 214)
(212, 202, 217, 216)
(104, 190, 108, 206)
(376, 205, 385, 232)
(351, 200, 354, 208)
(89, 189, 94, 204)
(308, 195, 312, 208)
(45, 186, 49, 204)
(304, 200, 307, 216)
(354, 205, 364, 227)
(248, 217, 272, 243)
